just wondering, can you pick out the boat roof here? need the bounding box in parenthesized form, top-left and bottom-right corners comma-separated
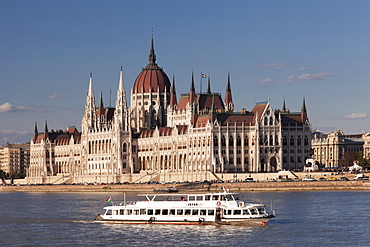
(137, 190, 238, 197)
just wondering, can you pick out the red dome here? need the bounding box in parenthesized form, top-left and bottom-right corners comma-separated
(133, 38, 171, 94)
(133, 63, 171, 94)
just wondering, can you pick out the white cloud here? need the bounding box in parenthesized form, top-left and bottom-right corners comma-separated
(0, 129, 31, 145)
(344, 113, 369, 120)
(284, 72, 336, 83)
(0, 102, 49, 113)
(296, 72, 336, 80)
(0, 102, 13, 112)
(258, 78, 274, 84)
(260, 63, 288, 69)
(295, 67, 312, 71)
(45, 94, 60, 99)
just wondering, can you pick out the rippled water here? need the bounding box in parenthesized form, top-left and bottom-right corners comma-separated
(0, 190, 369, 246)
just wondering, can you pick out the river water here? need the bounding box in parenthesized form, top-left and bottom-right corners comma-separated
(0, 190, 369, 246)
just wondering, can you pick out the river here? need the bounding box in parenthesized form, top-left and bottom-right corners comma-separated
(0, 191, 369, 246)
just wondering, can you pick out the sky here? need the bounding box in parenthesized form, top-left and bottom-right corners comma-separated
(1, 0, 370, 145)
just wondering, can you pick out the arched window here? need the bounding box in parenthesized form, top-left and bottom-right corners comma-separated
(221, 136, 226, 146)
(229, 136, 234, 146)
(290, 136, 295, 146)
(304, 135, 309, 145)
(214, 136, 218, 146)
(236, 136, 241, 146)
(283, 136, 287, 146)
(269, 117, 273, 125)
(264, 117, 268, 125)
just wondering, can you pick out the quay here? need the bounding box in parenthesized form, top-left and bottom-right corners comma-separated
(1, 180, 369, 193)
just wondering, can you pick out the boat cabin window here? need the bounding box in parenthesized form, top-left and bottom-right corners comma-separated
(258, 207, 265, 214)
(155, 209, 161, 215)
(177, 209, 183, 215)
(147, 209, 154, 215)
(120, 209, 125, 215)
(208, 209, 215, 215)
(188, 196, 196, 201)
(234, 210, 241, 215)
(170, 209, 176, 215)
(127, 209, 132, 215)
(113, 210, 118, 215)
(192, 209, 199, 215)
(250, 208, 258, 215)
(212, 195, 219, 201)
(185, 209, 191, 215)
(243, 209, 250, 215)
(200, 209, 207, 215)
(133, 210, 139, 215)
(105, 209, 112, 215)
(225, 195, 233, 201)
(162, 209, 169, 215)
(140, 209, 146, 215)
(224, 209, 232, 215)
(205, 195, 211, 201)
(196, 196, 203, 201)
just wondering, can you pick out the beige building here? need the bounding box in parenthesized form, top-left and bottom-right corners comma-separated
(0, 143, 30, 177)
(311, 130, 363, 168)
(27, 38, 311, 184)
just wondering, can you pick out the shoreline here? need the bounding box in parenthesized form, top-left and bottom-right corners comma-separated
(1, 181, 369, 193)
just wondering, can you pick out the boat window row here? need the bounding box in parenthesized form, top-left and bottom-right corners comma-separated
(107, 208, 215, 216)
(187, 194, 234, 201)
(224, 208, 262, 216)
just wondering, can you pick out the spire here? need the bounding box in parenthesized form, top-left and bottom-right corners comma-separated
(206, 75, 211, 94)
(97, 90, 105, 116)
(282, 98, 287, 112)
(33, 121, 38, 142)
(87, 72, 94, 99)
(189, 71, 196, 103)
(148, 33, 156, 64)
(225, 72, 234, 112)
(118, 66, 125, 93)
(44, 120, 48, 133)
(99, 90, 104, 107)
(301, 97, 308, 122)
(43, 120, 49, 141)
(169, 74, 177, 107)
(301, 97, 307, 113)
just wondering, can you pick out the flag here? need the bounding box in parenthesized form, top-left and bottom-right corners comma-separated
(106, 197, 112, 203)
(201, 74, 207, 78)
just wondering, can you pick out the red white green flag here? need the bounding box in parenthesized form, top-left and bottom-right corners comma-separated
(201, 73, 207, 78)
(106, 197, 112, 203)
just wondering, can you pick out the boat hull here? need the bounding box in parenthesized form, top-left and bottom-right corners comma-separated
(94, 215, 273, 226)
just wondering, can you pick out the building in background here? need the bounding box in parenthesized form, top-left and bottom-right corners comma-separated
(27, 38, 311, 184)
(311, 130, 363, 168)
(0, 143, 30, 178)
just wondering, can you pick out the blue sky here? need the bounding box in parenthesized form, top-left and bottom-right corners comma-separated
(1, 0, 370, 145)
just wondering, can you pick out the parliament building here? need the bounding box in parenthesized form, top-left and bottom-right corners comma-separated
(27, 38, 312, 184)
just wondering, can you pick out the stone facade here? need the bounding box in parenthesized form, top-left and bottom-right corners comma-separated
(311, 130, 363, 168)
(27, 38, 311, 184)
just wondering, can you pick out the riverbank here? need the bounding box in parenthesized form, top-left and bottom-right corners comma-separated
(1, 180, 370, 192)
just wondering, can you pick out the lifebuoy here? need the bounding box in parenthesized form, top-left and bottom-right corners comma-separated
(198, 218, 205, 224)
(216, 201, 221, 206)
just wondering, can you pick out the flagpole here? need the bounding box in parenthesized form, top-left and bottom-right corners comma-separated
(109, 88, 112, 107)
(200, 72, 202, 93)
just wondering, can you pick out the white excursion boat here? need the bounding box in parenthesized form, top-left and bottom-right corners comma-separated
(94, 188, 275, 225)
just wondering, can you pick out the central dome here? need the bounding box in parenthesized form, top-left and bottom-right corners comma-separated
(133, 38, 171, 94)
